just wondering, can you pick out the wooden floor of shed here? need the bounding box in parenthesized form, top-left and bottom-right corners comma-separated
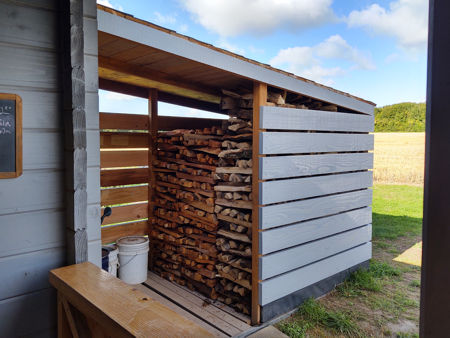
(137, 271, 252, 337)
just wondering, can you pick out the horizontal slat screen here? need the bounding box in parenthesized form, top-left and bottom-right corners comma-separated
(260, 106, 374, 132)
(259, 207, 372, 255)
(259, 225, 372, 280)
(100, 112, 225, 244)
(257, 105, 373, 311)
(259, 189, 372, 229)
(260, 132, 374, 155)
(259, 171, 372, 205)
(259, 242, 372, 306)
(259, 153, 373, 180)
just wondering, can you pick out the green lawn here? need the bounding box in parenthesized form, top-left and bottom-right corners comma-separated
(372, 185, 423, 239)
(277, 184, 423, 337)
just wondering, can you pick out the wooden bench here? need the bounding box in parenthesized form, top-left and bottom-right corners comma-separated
(49, 262, 214, 337)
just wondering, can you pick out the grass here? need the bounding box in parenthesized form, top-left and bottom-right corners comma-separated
(277, 184, 423, 337)
(372, 185, 423, 240)
(373, 132, 424, 186)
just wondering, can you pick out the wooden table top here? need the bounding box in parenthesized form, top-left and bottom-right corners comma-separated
(49, 262, 214, 338)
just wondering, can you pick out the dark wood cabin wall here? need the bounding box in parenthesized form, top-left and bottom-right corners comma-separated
(0, 0, 99, 336)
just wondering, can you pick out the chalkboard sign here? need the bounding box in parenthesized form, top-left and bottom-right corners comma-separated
(0, 94, 22, 178)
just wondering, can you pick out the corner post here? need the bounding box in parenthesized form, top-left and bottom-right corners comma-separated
(252, 82, 267, 325)
(148, 89, 158, 269)
(60, 0, 88, 264)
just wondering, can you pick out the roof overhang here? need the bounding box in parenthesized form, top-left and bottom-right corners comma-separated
(97, 7, 375, 115)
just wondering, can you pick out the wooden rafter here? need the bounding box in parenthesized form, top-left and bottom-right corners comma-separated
(98, 56, 221, 104)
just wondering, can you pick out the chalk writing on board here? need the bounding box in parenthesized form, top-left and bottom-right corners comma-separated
(0, 99, 16, 172)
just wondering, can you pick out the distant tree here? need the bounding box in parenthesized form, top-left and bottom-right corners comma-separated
(374, 102, 425, 132)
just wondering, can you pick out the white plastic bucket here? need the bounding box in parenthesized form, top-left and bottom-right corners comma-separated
(117, 236, 149, 284)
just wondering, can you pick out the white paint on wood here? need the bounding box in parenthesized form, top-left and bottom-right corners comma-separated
(88, 239, 102, 267)
(98, 10, 375, 114)
(259, 242, 372, 305)
(0, 247, 65, 300)
(0, 209, 65, 258)
(259, 171, 372, 204)
(0, 288, 56, 337)
(260, 153, 374, 180)
(85, 54, 99, 93)
(260, 106, 374, 132)
(23, 131, 63, 170)
(86, 92, 100, 130)
(0, 2, 57, 50)
(259, 207, 372, 254)
(84, 17, 98, 56)
(259, 225, 372, 279)
(87, 203, 101, 242)
(260, 132, 374, 154)
(0, 170, 64, 215)
(259, 189, 372, 229)
(87, 166, 101, 205)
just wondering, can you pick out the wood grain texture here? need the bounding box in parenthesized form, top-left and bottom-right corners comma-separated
(259, 207, 372, 255)
(101, 168, 148, 186)
(259, 171, 372, 205)
(145, 271, 250, 334)
(252, 82, 267, 325)
(260, 152, 374, 180)
(49, 262, 214, 337)
(100, 131, 148, 148)
(260, 106, 374, 132)
(100, 149, 148, 168)
(260, 132, 374, 154)
(259, 225, 372, 279)
(101, 221, 148, 244)
(100, 112, 223, 131)
(259, 242, 372, 305)
(101, 202, 148, 226)
(101, 185, 148, 205)
(259, 189, 372, 229)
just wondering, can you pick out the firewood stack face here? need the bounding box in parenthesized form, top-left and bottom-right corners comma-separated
(150, 90, 254, 314)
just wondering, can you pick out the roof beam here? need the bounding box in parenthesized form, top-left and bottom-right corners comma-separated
(98, 55, 221, 104)
(99, 79, 221, 113)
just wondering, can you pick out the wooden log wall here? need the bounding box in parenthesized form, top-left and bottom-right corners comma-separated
(257, 99, 374, 321)
(99, 112, 220, 244)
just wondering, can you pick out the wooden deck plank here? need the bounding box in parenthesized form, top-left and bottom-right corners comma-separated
(49, 262, 214, 337)
(145, 272, 251, 334)
(133, 284, 226, 337)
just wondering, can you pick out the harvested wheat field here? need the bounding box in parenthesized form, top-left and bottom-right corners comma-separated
(373, 133, 425, 186)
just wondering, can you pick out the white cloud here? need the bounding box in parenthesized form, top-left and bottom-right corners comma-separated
(178, 24, 189, 33)
(103, 91, 136, 101)
(347, 0, 428, 50)
(180, 0, 334, 37)
(216, 39, 246, 55)
(270, 35, 375, 85)
(97, 0, 123, 11)
(154, 12, 177, 25)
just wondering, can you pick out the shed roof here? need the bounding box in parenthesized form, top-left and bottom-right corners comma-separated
(97, 5, 375, 114)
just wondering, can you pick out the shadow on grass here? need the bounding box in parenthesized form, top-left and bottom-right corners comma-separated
(372, 213, 422, 240)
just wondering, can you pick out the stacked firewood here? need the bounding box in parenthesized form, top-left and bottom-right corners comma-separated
(212, 91, 254, 315)
(151, 126, 225, 299)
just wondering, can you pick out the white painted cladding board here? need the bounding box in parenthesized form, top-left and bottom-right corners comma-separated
(259, 207, 372, 254)
(259, 152, 374, 180)
(260, 106, 374, 132)
(260, 132, 374, 154)
(98, 10, 375, 115)
(259, 242, 372, 306)
(259, 171, 373, 205)
(259, 225, 372, 280)
(259, 189, 373, 229)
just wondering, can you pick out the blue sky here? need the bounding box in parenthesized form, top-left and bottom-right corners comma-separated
(98, 0, 428, 115)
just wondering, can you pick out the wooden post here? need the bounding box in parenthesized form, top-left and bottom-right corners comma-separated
(60, 0, 88, 264)
(420, 0, 450, 335)
(148, 89, 158, 269)
(251, 82, 267, 325)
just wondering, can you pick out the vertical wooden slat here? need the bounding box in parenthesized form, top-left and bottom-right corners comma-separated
(148, 89, 158, 269)
(252, 82, 267, 325)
